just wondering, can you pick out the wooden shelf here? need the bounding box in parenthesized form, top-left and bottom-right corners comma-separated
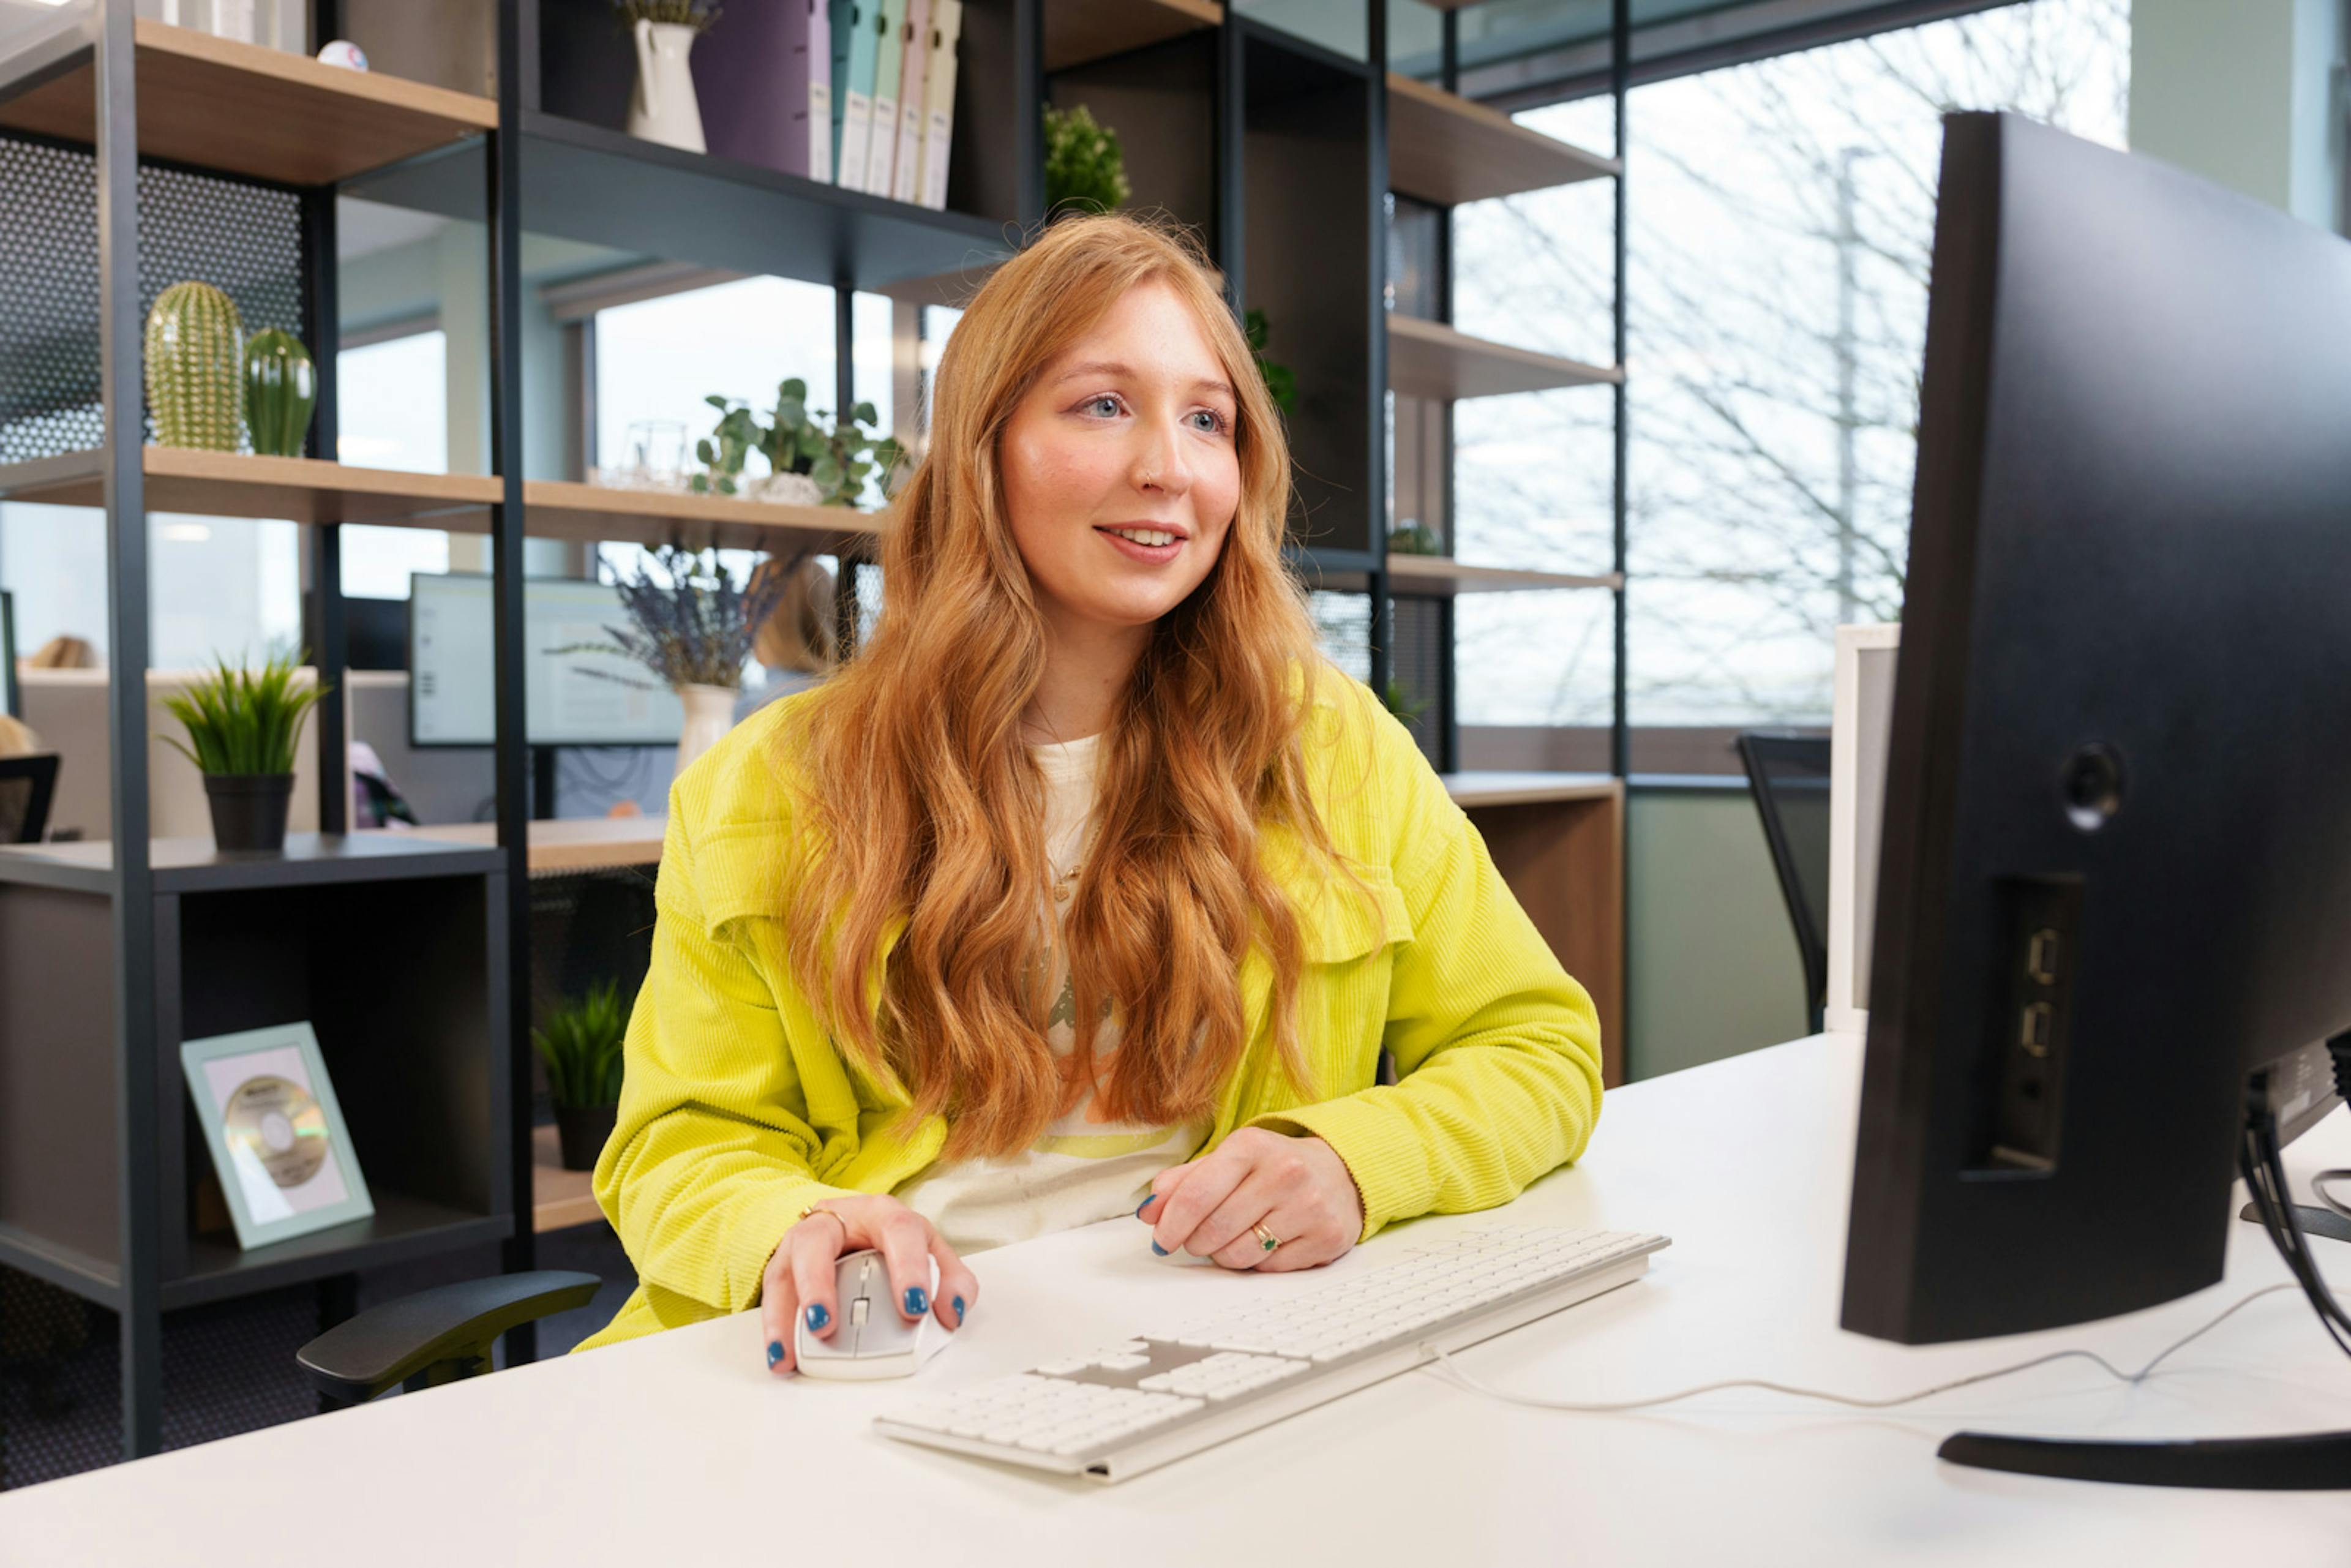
(0, 18, 496, 187)
(0, 448, 499, 526)
(520, 479, 888, 553)
(0, 831, 507, 896)
(1046, 0, 1223, 71)
(1388, 313, 1620, 400)
(1386, 72, 1617, 206)
(533, 1125, 605, 1234)
(1440, 772, 1620, 809)
(168, 1193, 510, 1310)
(1324, 554, 1622, 596)
(0, 449, 890, 551)
(389, 816, 667, 876)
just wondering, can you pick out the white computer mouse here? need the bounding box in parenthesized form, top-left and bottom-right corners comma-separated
(794, 1248, 948, 1380)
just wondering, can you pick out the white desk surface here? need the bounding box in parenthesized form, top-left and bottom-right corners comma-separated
(9, 1033, 2351, 1564)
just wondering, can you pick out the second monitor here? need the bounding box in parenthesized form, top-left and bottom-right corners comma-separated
(407, 572, 686, 749)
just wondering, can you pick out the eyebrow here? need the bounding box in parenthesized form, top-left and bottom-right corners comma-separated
(1053, 359, 1236, 401)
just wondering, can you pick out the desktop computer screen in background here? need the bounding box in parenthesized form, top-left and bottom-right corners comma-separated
(408, 572, 686, 749)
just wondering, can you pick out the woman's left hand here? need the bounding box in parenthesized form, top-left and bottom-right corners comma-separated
(1139, 1128, 1364, 1272)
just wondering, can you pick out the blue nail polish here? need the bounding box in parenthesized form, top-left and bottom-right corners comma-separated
(1151, 1240, 1168, 1256)
(952, 1294, 966, 1324)
(1135, 1195, 1155, 1217)
(766, 1340, 784, 1368)
(804, 1302, 829, 1331)
(905, 1286, 929, 1315)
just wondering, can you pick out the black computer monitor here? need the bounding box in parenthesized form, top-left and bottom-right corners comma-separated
(1840, 113, 2351, 1488)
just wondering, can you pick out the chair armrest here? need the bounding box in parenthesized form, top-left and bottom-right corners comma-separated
(298, 1270, 602, 1405)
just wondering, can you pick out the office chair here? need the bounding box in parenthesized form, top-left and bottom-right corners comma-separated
(296, 1270, 601, 1408)
(1736, 731, 1832, 1034)
(0, 753, 58, 844)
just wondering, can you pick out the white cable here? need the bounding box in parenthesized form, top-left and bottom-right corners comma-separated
(1415, 1282, 2301, 1414)
(2312, 1169, 2351, 1222)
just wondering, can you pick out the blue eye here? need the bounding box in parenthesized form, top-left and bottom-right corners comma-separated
(1085, 396, 1120, 417)
(1193, 409, 1231, 435)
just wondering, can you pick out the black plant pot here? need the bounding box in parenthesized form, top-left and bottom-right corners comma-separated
(203, 772, 294, 852)
(554, 1103, 618, 1172)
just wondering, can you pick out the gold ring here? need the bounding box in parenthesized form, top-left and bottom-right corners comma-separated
(1253, 1221, 1281, 1254)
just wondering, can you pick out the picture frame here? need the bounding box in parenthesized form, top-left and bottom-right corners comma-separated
(181, 1021, 373, 1250)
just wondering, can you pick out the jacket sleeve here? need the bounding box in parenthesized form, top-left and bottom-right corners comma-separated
(1249, 700, 1605, 1241)
(591, 795, 857, 1319)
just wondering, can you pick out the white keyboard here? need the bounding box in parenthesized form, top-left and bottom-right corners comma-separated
(875, 1223, 1669, 1482)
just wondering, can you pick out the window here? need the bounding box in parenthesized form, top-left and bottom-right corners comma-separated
(336, 328, 451, 599)
(1447, 0, 2131, 733)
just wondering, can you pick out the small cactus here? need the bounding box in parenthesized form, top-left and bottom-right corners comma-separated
(242, 328, 317, 458)
(144, 281, 244, 451)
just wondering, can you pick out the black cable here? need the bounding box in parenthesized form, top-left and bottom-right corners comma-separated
(2239, 1107, 2351, 1361)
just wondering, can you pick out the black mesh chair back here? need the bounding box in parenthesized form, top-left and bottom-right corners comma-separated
(1736, 731, 1832, 1033)
(0, 753, 58, 845)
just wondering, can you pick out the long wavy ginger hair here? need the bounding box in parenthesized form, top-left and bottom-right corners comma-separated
(774, 212, 1358, 1160)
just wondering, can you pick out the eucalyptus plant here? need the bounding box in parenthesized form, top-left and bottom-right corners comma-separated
(691, 378, 908, 506)
(159, 650, 331, 776)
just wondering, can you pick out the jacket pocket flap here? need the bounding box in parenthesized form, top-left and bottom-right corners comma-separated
(1298, 869, 1412, 962)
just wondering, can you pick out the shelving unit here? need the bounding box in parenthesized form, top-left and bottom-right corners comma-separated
(1387, 313, 1619, 400)
(0, 0, 1633, 1474)
(0, 17, 497, 185)
(1387, 70, 1618, 205)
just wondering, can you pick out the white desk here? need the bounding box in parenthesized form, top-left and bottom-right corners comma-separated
(9, 1033, 2351, 1562)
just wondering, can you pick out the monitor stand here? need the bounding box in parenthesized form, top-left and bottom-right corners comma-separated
(1937, 1100, 2351, 1490)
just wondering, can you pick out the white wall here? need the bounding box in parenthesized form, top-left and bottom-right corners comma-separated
(2129, 0, 2343, 229)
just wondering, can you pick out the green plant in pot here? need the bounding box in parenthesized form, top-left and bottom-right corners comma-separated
(159, 650, 330, 853)
(534, 979, 629, 1171)
(1245, 309, 1297, 417)
(1044, 103, 1131, 218)
(691, 379, 909, 506)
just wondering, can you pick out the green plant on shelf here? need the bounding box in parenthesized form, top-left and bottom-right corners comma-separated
(1245, 309, 1297, 417)
(691, 379, 909, 507)
(534, 979, 628, 1110)
(1388, 521, 1442, 557)
(157, 649, 330, 777)
(1044, 103, 1131, 218)
(612, 0, 720, 28)
(1381, 678, 1431, 726)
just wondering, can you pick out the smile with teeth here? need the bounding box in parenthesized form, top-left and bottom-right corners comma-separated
(1103, 526, 1180, 547)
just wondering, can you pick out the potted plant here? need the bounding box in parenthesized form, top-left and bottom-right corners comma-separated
(1245, 309, 1297, 416)
(534, 979, 628, 1171)
(159, 650, 331, 853)
(691, 378, 910, 507)
(1044, 103, 1131, 218)
(576, 545, 792, 776)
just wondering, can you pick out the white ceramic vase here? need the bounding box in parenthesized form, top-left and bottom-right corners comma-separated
(625, 20, 707, 154)
(673, 682, 737, 778)
(740, 471, 827, 506)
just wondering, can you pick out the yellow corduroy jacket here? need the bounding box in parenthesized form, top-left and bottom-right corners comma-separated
(575, 672, 1603, 1351)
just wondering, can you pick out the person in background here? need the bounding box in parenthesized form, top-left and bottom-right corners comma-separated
(28, 635, 95, 669)
(733, 555, 840, 724)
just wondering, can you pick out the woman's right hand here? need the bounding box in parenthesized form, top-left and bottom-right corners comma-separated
(761, 1195, 978, 1375)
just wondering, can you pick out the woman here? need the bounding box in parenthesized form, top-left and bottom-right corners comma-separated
(578, 214, 1603, 1370)
(732, 554, 839, 725)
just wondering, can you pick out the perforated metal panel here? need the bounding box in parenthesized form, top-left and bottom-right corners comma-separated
(1389, 594, 1446, 762)
(0, 133, 305, 462)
